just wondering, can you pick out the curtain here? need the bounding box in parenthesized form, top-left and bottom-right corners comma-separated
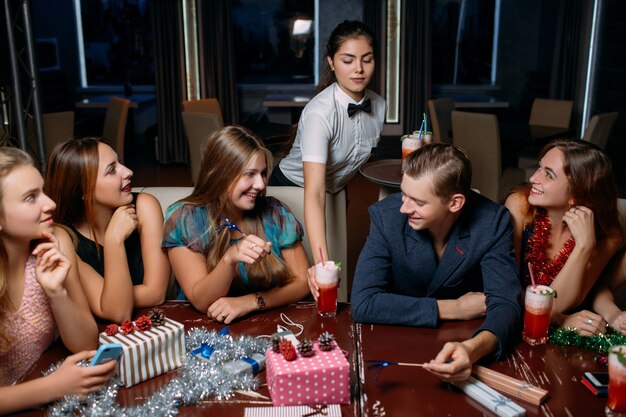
(550, 0, 585, 101)
(403, 0, 432, 132)
(197, 0, 238, 124)
(151, 1, 187, 163)
(363, 0, 384, 96)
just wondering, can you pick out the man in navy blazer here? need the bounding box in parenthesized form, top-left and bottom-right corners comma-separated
(351, 143, 522, 381)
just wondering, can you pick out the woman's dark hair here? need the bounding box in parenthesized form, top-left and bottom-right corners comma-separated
(317, 20, 377, 94)
(509, 139, 621, 239)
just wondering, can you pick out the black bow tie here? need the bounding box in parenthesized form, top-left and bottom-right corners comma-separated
(347, 99, 372, 117)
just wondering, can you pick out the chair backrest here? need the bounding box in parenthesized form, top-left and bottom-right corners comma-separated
(582, 111, 618, 150)
(452, 111, 502, 202)
(181, 111, 221, 184)
(267, 186, 348, 302)
(131, 185, 348, 302)
(618, 198, 626, 234)
(42, 111, 75, 155)
(427, 98, 456, 144)
(102, 97, 130, 163)
(528, 98, 573, 129)
(182, 98, 224, 127)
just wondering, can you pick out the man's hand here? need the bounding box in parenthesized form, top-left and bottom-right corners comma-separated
(422, 342, 472, 382)
(456, 292, 486, 320)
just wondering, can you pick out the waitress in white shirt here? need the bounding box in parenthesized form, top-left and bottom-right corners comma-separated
(269, 20, 386, 288)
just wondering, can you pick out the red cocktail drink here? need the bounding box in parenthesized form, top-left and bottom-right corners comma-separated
(401, 137, 420, 161)
(607, 346, 626, 417)
(522, 285, 554, 346)
(315, 261, 339, 317)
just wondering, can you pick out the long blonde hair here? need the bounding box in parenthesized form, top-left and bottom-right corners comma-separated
(0, 147, 35, 350)
(183, 126, 293, 291)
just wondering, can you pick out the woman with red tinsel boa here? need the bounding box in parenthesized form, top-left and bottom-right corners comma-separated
(505, 140, 623, 336)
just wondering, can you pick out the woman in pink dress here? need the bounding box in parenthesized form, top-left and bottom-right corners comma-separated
(0, 147, 115, 414)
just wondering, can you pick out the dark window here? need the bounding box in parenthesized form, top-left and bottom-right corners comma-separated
(432, 0, 497, 85)
(231, 0, 315, 84)
(80, 0, 154, 87)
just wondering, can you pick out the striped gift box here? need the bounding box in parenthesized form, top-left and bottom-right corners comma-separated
(98, 318, 186, 387)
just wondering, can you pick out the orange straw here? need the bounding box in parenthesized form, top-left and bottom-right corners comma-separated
(528, 262, 537, 288)
(319, 247, 325, 266)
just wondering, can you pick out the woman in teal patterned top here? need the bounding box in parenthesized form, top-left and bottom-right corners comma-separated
(162, 126, 310, 323)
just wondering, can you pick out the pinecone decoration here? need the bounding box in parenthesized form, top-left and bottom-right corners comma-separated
(271, 335, 283, 353)
(135, 315, 152, 332)
(149, 308, 165, 326)
(298, 339, 315, 357)
(318, 331, 335, 351)
(279, 340, 297, 361)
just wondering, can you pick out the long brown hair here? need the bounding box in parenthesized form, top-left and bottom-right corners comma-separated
(0, 147, 35, 350)
(182, 126, 293, 290)
(44, 138, 100, 245)
(512, 139, 620, 239)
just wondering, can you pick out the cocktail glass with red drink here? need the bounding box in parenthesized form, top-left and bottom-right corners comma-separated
(607, 345, 626, 416)
(522, 285, 555, 346)
(315, 261, 339, 317)
(401, 136, 421, 161)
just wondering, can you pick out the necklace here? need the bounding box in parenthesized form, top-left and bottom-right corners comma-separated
(525, 208, 576, 285)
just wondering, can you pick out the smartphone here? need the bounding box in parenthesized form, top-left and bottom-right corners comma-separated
(582, 371, 608, 396)
(89, 343, 124, 366)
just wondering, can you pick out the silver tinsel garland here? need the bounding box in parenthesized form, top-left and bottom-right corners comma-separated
(45, 327, 270, 417)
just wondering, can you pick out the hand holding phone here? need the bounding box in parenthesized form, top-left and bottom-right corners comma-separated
(90, 343, 123, 366)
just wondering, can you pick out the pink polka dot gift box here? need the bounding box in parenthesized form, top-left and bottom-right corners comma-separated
(265, 340, 349, 406)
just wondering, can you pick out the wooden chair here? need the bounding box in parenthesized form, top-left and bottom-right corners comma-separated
(427, 98, 456, 144)
(528, 98, 573, 128)
(181, 111, 221, 184)
(582, 111, 618, 150)
(102, 97, 130, 163)
(267, 186, 349, 302)
(27, 111, 75, 158)
(452, 111, 525, 202)
(42, 111, 75, 155)
(182, 98, 224, 128)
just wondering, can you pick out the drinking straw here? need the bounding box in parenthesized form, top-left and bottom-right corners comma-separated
(319, 247, 325, 266)
(528, 262, 537, 288)
(424, 113, 428, 132)
(417, 119, 424, 139)
(367, 360, 425, 370)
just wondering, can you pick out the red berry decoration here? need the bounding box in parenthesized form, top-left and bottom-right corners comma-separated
(279, 340, 297, 361)
(135, 316, 152, 332)
(104, 324, 119, 336)
(120, 320, 135, 335)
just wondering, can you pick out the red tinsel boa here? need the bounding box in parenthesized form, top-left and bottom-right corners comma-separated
(525, 209, 576, 286)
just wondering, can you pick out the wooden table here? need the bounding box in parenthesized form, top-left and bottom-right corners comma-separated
(13, 301, 359, 417)
(500, 122, 571, 149)
(261, 94, 311, 124)
(359, 158, 402, 200)
(11, 302, 610, 417)
(75, 94, 157, 138)
(356, 320, 607, 417)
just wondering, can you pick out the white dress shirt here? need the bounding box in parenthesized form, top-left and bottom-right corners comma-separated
(278, 83, 386, 193)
